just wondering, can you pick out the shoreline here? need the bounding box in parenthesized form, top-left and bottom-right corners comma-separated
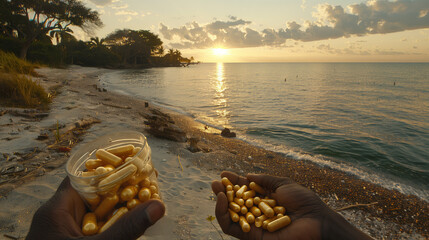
(0, 66, 427, 239)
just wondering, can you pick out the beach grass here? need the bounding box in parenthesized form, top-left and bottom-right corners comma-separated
(0, 50, 50, 108)
(0, 50, 39, 76)
(0, 72, 50, 108)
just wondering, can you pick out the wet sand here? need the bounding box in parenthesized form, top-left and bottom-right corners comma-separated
(0, 66, 427, 239)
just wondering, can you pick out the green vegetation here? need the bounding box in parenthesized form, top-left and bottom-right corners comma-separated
(0, 50, 50, 108)
(0, 50, 38, 76)
(0, 1, 196, 68)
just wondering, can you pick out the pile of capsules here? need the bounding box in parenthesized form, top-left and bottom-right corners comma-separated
(221, 177, 291, 233)
(78, 144, 160, 236)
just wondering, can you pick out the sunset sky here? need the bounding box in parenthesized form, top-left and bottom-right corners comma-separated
(80, 0, 429, 62)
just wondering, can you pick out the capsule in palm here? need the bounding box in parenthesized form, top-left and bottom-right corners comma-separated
(82, 212, 98, 236)
(267, 215, 291, 232)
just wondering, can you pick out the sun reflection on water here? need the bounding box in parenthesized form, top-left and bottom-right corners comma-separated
(213, 62, 230, 126)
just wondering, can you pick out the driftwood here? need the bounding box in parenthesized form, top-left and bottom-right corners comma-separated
(335, 202, 378, 212)
(140, 109, 187, 142)
(101, 102, 131, 109)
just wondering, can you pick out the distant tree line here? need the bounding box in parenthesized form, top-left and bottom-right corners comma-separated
(0, 0, 195, 68)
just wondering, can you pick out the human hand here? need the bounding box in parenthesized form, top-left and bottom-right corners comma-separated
(26, 177, 165, 240)
(212, 171, 372, 240)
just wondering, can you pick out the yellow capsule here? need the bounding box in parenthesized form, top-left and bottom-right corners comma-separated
(127, 198, 141, 210)
(128, 173, 146, 185)
(94, 194, 119, 219)
(228, 209, 239, 222)
(151, 193, 161, 199)
(104, 164, 115, 172)
(138, 187, 151, 202)
(226, 185, 233, 191)
(131, 146, 141, 156)
(242, 190, 255, 200)
(249, 182, 266, 195)
(149, 184, 158, 194)
(246, 212, 255, 224)
(84, 195, 100, 211)
(95, 166, 109, 175)
(96, 149, 123, 167)
(255, 215, 268, 228)
(221, 177, 233, 187)
(98, 164, 137, 187)
(250, 206, 261, 217)
(258, 202, 274, 218)
(239, 216, 251, 233)
(274, 206, 286, 215)
(261, 198, 276, 207)
(245, 198, 254, 208)
(82, 212, 98, 236)
(99, 207, 128, 233)
(226, 190, 234, 202)
(233, 185, 240, 192)
(120, 186, 138, 202)
(85, 159, 104, 170)
(229, 202, 241, 213)
(277, 213, 284, 218)
(240, 205, 248, 215)
(234, 197, 244, 206)
(267, 215, 291, 232)
(107, 144, 134, 158)
(81, 170, 95, 177)
(253, 197, 261, 205)
(235, 185, 247, 198)
(139, 178, 151, 188)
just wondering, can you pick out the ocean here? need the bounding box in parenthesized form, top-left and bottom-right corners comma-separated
(100, 62, 429, 201)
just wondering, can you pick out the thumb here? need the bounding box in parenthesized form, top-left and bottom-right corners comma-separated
(93, 200, 165, 240)
(247, 173, 293, 193)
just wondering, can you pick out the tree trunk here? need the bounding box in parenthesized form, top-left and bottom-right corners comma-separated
(20, 40, 32, 59)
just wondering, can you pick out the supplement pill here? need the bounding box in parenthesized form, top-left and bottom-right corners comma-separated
(120, 186, 138, 202)
(250, 206, 261, 217)
(245, 198, 254, 208)
(242, 190, 255, 200)
(138, 188, 151, 202)
(226, 190, 234, 202)
(85, 159, 104, 170)
(82, 212, 98, 236)
(258, 201, 274, 218)
(239, 216, 251, 233)
(99, 207, 128, 233)
(229, 209, 239, 222)
(267, 215, 291, 232)
(234, 198, 244, 206)
(94, 194, 119, 219)
(249, 182, 266, 195)
(96, 149, 123, 167)
(222, 177, 233, 187)
(229, 202, 241, 213)
(274, 206, 286, 215)
(246, 212, 255, 224)
(235, 185, 247, 198)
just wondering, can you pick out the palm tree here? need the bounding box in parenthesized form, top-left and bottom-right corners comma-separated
(90, 37, 105, 48)
(49, 23, 73, 45)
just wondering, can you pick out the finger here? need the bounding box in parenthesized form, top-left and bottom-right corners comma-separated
(215, 192, 244, 239)
(93, 200, 165, 240)
(212, 180, 225, 195)
(247, 173, 293, 193)
(220, 171, 249, 186)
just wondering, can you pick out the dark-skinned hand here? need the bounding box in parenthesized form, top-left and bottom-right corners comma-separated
(26, 177, 165, 240)
(212, 171, 372, 240)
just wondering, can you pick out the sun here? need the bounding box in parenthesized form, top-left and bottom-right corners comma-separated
(212, 48, 229, 56)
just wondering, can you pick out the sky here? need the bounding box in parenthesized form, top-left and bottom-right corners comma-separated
(78, 0, 429, 62)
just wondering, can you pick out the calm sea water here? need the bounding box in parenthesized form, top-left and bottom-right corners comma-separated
(100, 63, 429, 200)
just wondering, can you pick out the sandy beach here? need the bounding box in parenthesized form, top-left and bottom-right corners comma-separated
(0, 66, 427, 240)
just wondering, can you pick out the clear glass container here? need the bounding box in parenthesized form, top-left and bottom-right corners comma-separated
(66, 131, 159, 222)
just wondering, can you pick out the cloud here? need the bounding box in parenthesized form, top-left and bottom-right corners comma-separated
(87, 0, 120, 6)
(159, 0, 429, 49)
(115, 10, 138, 16)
